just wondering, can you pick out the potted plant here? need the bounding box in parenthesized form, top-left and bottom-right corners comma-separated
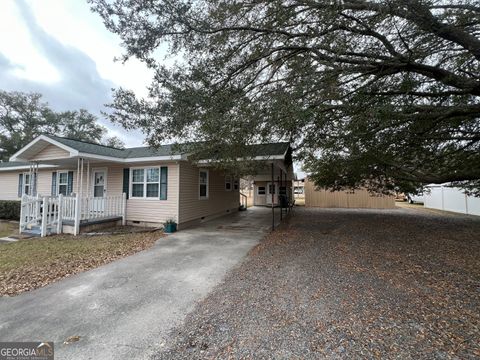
(164, 219, 177, 233)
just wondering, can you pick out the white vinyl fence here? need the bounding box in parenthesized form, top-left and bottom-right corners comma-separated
(424, 185, 480, 216)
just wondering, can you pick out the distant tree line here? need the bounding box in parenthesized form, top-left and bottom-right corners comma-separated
(0, 90, 125, 161)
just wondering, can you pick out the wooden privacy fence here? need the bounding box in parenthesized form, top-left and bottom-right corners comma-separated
(304, 179, 395, 209)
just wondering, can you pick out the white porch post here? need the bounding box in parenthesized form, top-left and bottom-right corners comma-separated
(57, 194, 63, 234)
(86, 160, 90, 198)
(76, 158, 80, 194)
(74, 193, 80, 236)
(36, 193, 41, 223)
(41, 197, 47, 237)
(122, 192, 127, 226)
(18, 195, 24, 234)
(80, 158, 84, 199)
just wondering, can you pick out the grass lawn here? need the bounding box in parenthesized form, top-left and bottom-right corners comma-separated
(0, 230, 163, 296)
(0, 221, 18, 238)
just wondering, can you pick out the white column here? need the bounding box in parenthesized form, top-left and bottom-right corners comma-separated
(76, 158, 80, 195)
(74, 193, 81, 236)
(41, 197, 48, 237)
(86, 160, 90, 198)
(80, 158, 84, 199)
(122, 192, 127, 225)
(19, 195, 24, 234)
(57, 194, 63, 234)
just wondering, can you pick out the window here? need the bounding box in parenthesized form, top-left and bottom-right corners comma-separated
(130, 167, 167, 199)
(257, 186, 266, 195)
(131, 169, 145, 197)
(199, 169, 209, 199)
(225, 175, 232, 191)
(146, 168, 160, 198)
(233, 179, 239, 190)
(23, 173, 31, 195)
(279, 186, 287, 195)
(58, 171, 68, 196)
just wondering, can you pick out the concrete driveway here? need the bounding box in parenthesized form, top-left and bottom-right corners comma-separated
(0, 207, 276, 359)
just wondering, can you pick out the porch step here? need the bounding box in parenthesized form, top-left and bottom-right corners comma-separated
(21, 225, 56, 237)
(22, 227, 41, 237)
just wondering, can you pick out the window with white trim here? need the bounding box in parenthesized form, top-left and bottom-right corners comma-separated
(225, 175, 232, 191)
(57, 171, 68, 196)
(130, 167, 161, 198)
(257, 186, 266, 195)
(199, 169, 209, 199)
(23, 173, 31, 195)
(233, 179, 239, 190)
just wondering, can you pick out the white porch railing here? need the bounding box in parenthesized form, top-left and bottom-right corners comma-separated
(19, 195, 42, 233)
(19, 195, 62, 236)
(20, 193, 126, 237)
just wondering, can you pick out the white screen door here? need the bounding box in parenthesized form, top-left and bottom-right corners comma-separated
(92, 169, 107, 212)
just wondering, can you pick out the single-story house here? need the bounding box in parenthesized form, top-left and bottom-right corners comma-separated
(0, 135, 293, 235)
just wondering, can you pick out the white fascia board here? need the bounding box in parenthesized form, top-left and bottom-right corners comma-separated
(0, 164, 58, 171)
(125, 155, 184, 163)
(9, 135, 79, 161)
(197, 155, 285, 164)
(77, 152, 184, 163)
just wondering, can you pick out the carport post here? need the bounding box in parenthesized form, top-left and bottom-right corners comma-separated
(271, 162, 274, 231)
(278, 174, 282, 221)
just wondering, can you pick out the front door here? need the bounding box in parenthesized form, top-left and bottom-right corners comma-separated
(266, 182, 277, 205)
(92, 169, 107, 211)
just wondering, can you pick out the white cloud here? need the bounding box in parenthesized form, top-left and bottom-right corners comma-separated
(0, 0, 153, 147)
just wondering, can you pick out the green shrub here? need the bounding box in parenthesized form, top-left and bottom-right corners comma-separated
(0, 201, 21, 220)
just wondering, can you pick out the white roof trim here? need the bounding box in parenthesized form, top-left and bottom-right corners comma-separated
(125, 155, 185, 162)
(77, 152, 184, 163)
(0, 164, 58, 171)
(197, 155, 285, 164)
(9, 135, 79, 162)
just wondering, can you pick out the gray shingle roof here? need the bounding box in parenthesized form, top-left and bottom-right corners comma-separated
(0, 161, 31, 168)
(48, 135, 180, 158)
(47, 135, 289, 159)
(1, 136, 289, 170)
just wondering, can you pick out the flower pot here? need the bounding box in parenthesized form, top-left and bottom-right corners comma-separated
(164, 223, 177, 233)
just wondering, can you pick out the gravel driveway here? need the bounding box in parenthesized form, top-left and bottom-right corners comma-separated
(154, 206, 480, 359)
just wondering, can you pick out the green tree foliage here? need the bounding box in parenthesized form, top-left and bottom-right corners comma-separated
(90, 0, 480, 194)
(0, 90, 123, 160)
(102, 135, 126, 149)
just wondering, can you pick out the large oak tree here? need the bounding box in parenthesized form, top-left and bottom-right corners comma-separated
(90, 0, 480, 194)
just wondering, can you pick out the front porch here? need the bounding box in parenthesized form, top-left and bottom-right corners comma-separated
(20, 193, 126, 237)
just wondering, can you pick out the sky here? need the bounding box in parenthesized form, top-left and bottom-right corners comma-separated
(0, 0, 306, 176)
(0, 0, 151, 146)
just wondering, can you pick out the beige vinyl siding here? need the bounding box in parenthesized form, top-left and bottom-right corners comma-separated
(304, 179, 395, 209)
(0, 169, 65, 200)
(125, 162, 179, 224)
(0, 171, 22, 200)
(178, 162, 239, 224)
(30, 144, 70, 161)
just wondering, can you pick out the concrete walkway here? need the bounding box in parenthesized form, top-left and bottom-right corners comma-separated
(0, 207, 279, 360)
